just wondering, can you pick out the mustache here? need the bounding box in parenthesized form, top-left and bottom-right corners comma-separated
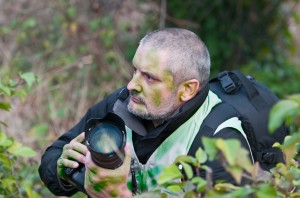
(129, 91, 145, 103)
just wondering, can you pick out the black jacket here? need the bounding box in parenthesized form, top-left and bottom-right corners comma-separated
(39, 85, 250, 196)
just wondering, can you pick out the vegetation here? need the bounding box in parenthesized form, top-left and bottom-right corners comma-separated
(0, 0, 299, 197)
(143, 94, 300, 197)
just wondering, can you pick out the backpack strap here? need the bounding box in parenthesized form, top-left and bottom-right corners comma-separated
(210, 70, 268, 111)
(230, 70, 267, 111)
(188, 102, 240, 156)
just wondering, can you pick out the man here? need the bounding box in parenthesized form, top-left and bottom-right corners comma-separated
(39, 28, 251, 197)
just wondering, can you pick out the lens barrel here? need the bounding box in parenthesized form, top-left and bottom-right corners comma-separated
(85, 113, 126, 169)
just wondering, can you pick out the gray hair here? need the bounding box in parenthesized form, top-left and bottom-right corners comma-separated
(139, 28, 210, 86)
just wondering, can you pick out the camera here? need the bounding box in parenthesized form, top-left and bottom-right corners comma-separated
(63, 113, 126, 192)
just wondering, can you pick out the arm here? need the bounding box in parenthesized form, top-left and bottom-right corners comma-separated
(38, 87, 126, 196)
(38, 110, 91, 196)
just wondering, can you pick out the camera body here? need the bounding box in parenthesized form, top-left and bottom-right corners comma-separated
(63, 113, 126, 192)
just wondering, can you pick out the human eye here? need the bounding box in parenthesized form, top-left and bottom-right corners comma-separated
(132, 67, 137, 75)
(143, 73, 157, 82)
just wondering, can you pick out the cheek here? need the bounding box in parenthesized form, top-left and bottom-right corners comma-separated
(151, 90, 162, 106)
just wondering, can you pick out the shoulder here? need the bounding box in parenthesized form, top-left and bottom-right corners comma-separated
(90, 87, 128, 116)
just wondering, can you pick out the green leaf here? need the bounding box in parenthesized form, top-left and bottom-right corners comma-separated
(8, 145, 37, 157)
(269, 100, 299, 132)
(157, 164, 182, 185)
(15, 89, 27, 101)
(22, 18, 37, 29)
(0, 153, 12, 168)
(195, 147, 207, 164)
(0, 101, 11, 111)
(256, 183, 277, 198)
(214, 183, 239, 192)
(174, 155, 197, 165)
(216, 139, 240, 166)
(20, 72, 37, 87)
(0, 131, 13, 147)
(166, 184, 182, 193)
(226, 165, 243, 184)
(202, 137, 218, 161)
(191, 177, 207, 192)
(0, 85, 11, 96)
(2, 177, 17, 192)
(180, 161, 194, 179)
(29, 123, 49, 137)
(7, 141, 37, 157)
(26, 183, 41, 198)
(67, 6, 77, 18)
(231, 187, 253, 197)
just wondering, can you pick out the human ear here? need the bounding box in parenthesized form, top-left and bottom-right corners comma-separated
(179, 79, 200, 102)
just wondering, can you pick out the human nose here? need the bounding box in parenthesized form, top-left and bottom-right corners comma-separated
(127, 73, 142, 92)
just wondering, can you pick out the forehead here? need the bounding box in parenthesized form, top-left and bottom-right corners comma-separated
(133, 45, 169, 71)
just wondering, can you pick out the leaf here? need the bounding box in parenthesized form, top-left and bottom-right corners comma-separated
(180, 161, 194, 179)
(15, 89, 27, 101)
(157, 164, 182, 185)
(195, 147, 208, 164)
(202, 137, 218, 161)
(0, 131, 13, 147)
(174, 155, 197, 165)
(216, 139, 240, 166)
(26, 183, 41, 198)
(29, 123, 49, 137)
(67, 6, 77, 18)
(8, 146, 37, 157)
(227, 165, 243, 184)
(20, 72, 37, 87)
(281, 135, 300, 165)
(166, 184, 182, 193)
(0, 85, 11, 96)
(22, 18, 37, 29)
(256, 183, 277, 198)
(191, 177, 207, 192)
(214, 183, 239, 191)
(0, 153, 12, 168)
(269, 100, 299, 132)
(0, 101, 11, 111)
(2, 177, 17, 192)
(7, 141, 37, 157)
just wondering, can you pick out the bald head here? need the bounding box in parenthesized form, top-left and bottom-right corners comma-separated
(139, 28, 210, 87)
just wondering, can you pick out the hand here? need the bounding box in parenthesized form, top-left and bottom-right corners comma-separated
(57, 132, 88, 178)
(84, 144, 132, 198)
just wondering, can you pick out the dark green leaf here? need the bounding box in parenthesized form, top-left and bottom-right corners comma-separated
(0, 101, 11, 111)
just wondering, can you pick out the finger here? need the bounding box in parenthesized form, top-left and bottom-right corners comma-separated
(59, 156, 80, 168)
(67, 136, 88, 155)
(74, 132, 85, 142)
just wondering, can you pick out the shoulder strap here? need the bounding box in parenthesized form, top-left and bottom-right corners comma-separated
(188, 102, 240, 156)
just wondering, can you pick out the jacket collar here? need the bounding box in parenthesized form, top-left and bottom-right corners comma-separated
(113, 83, 209, 139)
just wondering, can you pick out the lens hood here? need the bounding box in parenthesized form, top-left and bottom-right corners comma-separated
(85, 113, 126, 169)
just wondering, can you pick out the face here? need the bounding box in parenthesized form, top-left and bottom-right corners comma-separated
(127, 45, 183, 121)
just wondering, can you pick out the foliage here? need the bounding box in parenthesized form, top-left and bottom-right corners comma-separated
(166, 0, 300, 96)
(0, 73, 40, 197)
(0, 0, 300, 197)
(141, 95, 300, 197)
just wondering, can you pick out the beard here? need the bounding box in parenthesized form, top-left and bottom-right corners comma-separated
(127, 91, 179, 121)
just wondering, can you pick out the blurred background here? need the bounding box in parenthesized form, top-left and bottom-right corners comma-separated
(0, 0, 299, 197)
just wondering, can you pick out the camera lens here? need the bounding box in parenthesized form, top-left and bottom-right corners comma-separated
(89, 123, 123, 155)
(85, 113, 126, 169)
